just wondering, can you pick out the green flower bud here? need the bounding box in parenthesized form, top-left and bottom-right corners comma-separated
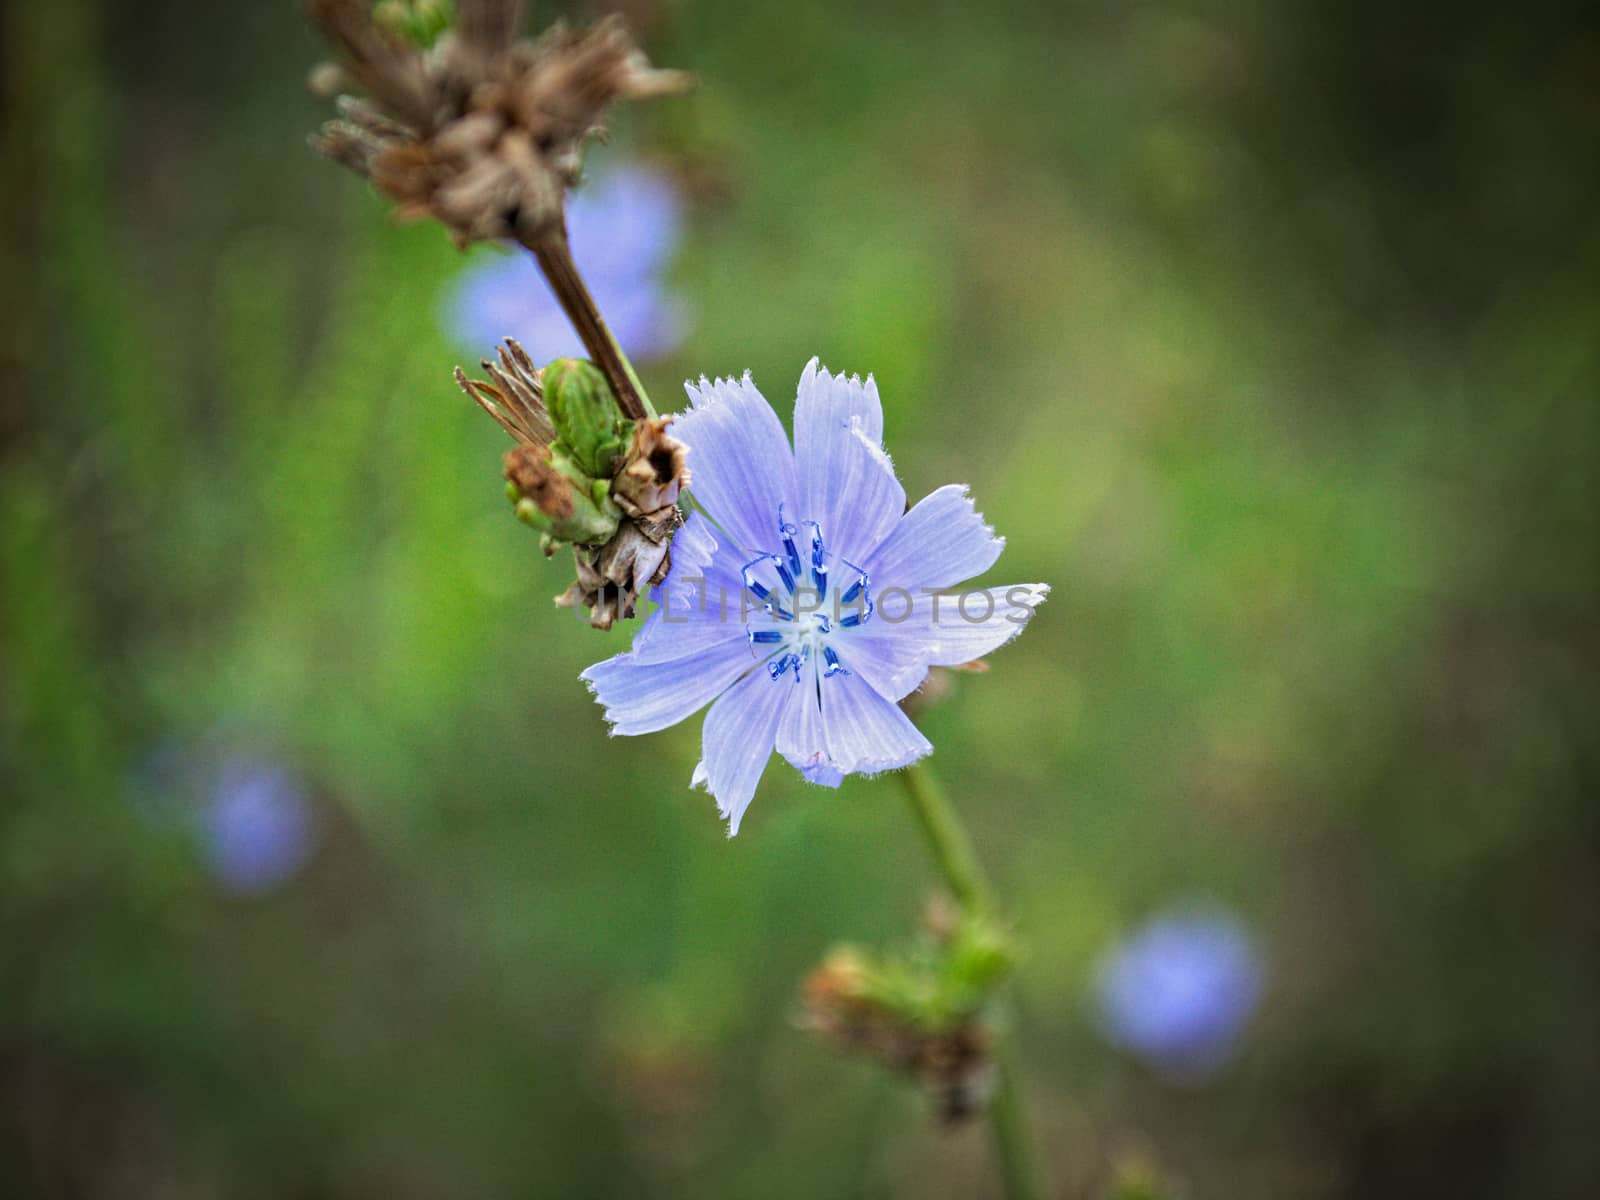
(372, 0, 454, 48)
(543, 358, 635, 481)
(939, 915, 1016, 1017)
(504, 444, 621, 548)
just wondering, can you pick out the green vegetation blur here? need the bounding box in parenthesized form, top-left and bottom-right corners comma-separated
(3, 1, 1596, 1196)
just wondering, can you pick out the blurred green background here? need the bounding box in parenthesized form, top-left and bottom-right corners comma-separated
(3, 1, 1597, 1196)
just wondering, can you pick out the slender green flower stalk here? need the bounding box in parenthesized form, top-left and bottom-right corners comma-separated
(899, 762, 1047, 1200)
(899, 759, 994, 913)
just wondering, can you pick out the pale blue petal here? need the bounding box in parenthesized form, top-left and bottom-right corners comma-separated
(818, 422, 906, 565)
(865, 484, 1005, 593)
(914, 584, 1049, 664)
(774, 659, 845, 788)
(695, 660, 795, 834)
(631, 513, 748, 664)
(836, 628, 932, 702)
(847, 584, 1049, 701)
(819, 669, 932, 775)
(791, 360, 901, 563)
(624, 607, 748, 668)
(676, 374, 797, 553)
(793, 356, 884, 471)
(581, 638, 754, 736)
(648, 511, 744, 607)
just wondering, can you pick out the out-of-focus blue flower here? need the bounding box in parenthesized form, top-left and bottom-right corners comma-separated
(444, 163, 689, 361)
(581, 360, 1049, 834)
(1094, 905, 1265, 1082)
(201, 761, 318, 896)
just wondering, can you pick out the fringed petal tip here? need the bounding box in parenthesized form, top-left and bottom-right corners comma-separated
(576, 668, 621, 738)
(684, 370, 760, 409)
(791, 754, 846, 789)
(800, 354, 878, 396)
(690, 760, 748, 838)
(865, 483, 1007, 593)
(947, 485, 1006, 553)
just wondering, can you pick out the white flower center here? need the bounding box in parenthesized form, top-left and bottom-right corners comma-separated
(741, 512, 873, 682)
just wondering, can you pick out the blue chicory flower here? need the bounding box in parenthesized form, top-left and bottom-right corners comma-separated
(202, 760, 318, 896)
(443, 163, 688, 360)
(581, 360, 1048, 834)
(1093, 905, 1265, 1082)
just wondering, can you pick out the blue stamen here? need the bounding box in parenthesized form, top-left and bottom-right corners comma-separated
(802, 520, 828, 589)
(823, 646, 850, 677)
(740, 553, 774, 602)
(767, 651, 806, 682)
(839, 598, 875, 628)
(779, 515, 803, 579)
(748, 630, 783, 645)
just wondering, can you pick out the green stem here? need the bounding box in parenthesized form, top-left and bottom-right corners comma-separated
(898, 761, 1046, 1200)
(988, 1040, 1046, 1200)
(524, 228, 657, 421)
(900, 758, 992, 913)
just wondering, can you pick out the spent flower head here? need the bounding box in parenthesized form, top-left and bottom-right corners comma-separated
(307, 0, 688, 249)
(455, 339, 689, 628)
(801, 899, 1015, 1122)
(582, 360, 1048, 833)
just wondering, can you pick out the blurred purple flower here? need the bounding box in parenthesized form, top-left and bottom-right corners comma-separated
(1094, 905, 1264, 1082)
(201, 761, 318, 896)
(443, 163, 689, 361)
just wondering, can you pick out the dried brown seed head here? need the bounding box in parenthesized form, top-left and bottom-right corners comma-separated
(308, 2, 690, 249)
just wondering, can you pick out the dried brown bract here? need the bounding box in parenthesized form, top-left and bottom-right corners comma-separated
(453, 337, 555, 445)
(555, 514, 678, 632)
(612, 416, 690, 522)
(307, 0, 690, 248)
(502, 443, 573, 527)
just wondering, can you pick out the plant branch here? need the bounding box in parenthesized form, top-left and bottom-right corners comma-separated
(524, 228, 656, 420)
(898, 761, 1046, 1200)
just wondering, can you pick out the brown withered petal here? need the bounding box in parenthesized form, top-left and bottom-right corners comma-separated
(596, 516, 675, 595)
(503, 444, 573, 520)
(555, 508, 679, 630)
(555, 548, 625, 630)
(611, 416, 689, 522)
